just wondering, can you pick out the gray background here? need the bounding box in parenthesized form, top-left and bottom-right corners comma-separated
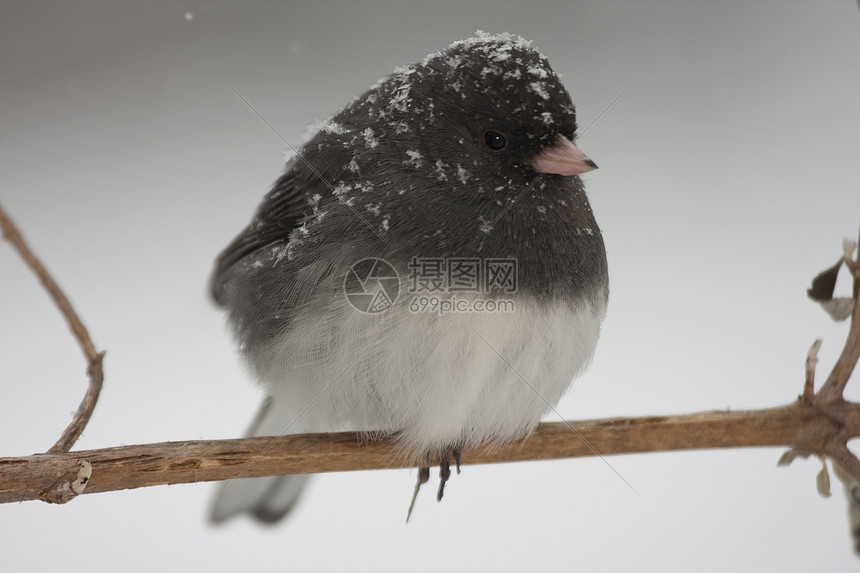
(2, 1, 860, 570)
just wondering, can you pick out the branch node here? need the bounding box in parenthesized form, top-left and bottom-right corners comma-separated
(38, 460, 92, 504)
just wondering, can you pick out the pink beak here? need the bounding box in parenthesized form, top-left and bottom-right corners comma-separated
(529, 134, 598, 176)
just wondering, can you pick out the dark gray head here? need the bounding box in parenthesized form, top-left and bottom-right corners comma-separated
(307, 32, 590, 201)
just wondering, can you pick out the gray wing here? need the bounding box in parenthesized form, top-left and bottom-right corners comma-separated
(210, 168, 310, 305)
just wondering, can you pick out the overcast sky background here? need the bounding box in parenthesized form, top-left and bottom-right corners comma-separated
(2, 1, 860, 571)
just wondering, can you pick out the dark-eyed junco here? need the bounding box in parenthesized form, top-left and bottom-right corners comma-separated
(210, 31, 608, 524)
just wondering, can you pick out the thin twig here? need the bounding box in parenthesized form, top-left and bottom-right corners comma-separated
(817, 225, 860, 404)
(803, 339, 823, 403)
(0, 202, 104, 453)
(829, 446, 860, 482)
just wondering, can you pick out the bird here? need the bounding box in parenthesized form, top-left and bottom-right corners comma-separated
(209, 31, 608, 524)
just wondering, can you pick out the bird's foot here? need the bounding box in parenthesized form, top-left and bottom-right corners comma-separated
(436, 449, 451, 502)
(406, 444, 464, 521)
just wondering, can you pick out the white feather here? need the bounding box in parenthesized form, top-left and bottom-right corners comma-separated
(250, 292, 605, 459)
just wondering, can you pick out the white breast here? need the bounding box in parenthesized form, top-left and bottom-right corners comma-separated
(251, 292, 605, 459)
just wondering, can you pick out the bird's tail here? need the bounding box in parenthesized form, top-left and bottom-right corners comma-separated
(209, 397, 312, 524)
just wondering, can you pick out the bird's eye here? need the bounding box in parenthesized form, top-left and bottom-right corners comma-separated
(484, 130, 507, 151)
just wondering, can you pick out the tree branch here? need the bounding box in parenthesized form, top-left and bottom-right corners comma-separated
(0, 202, 104, 453)
(1, 401, 858, 505)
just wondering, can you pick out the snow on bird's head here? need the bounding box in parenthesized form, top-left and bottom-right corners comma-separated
(417, 32, 577, 142)
(320, 31, 577, 150)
